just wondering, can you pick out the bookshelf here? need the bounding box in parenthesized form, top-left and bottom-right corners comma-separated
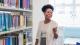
(0, 0, 32, 45)
(0, 6, 32, 12)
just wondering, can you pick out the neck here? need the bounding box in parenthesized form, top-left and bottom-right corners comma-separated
(44, 18, 51, 24)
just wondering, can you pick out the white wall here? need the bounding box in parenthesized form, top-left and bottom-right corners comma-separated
(33, 0, 49, 45)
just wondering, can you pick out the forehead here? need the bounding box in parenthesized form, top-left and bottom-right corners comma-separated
(46, 8, 53, 12)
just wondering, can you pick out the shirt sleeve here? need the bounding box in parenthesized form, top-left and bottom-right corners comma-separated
(36, 22, 41, 39)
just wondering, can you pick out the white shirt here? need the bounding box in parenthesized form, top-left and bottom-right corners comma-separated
(36, 20, 58, 45)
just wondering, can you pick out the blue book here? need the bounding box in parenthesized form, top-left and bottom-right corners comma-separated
(20, 0, 23, 8)
(8, 15, 12, 28)
(9, 15, 12, 28)
(5, 13, 9, 31)
(2, 13, 7, 31)
(5, 36, 11, 45)
(0, 12, 2, 31)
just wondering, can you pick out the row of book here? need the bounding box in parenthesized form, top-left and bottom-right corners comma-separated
(0, 0, 32, 10)
(0, 28, 32, 45)
(0, 35, 18, 45)
(0, 11, 32, 32)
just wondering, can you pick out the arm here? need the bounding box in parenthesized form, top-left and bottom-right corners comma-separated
(35, 22, 41, 45)
(53, 27, 58, 39)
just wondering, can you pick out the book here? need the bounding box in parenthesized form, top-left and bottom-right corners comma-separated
(0, 12, 2, 31)
(18, 33, 24, 45)
(26, 0, 30, 9)
(0, 0, 4, 6)
(16, 0, 19, 8)
(20, 0, 23, 8)
(1, 0, 4, 6)
(4, 0, 8, 7)
(12, 15, 16, 28)
(0, 38, 4, 45)
(20, 15, 25, 27)
(30, 0, 32, 10)
(5, 13, 9, 31)
(10, 0, 16, 8)
(23, 0, 26, 9)
(8, 15, 12, 29)
(5, 36, 11, 45)
(12, 36, 18, 45)
(3, 13, 7, 31)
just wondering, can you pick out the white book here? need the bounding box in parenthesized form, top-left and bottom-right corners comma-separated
(18, 33, 23, 45)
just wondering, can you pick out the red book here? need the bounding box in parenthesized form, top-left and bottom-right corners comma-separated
(16, 0, 19, 8)
(0, 38, 4, 45)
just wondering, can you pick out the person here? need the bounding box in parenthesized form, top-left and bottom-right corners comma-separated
(35, 4, 58, 45)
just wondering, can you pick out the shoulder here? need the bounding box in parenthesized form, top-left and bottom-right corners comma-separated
(51, 20, 58, 28)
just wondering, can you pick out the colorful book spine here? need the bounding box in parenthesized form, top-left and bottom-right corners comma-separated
(26, 0, 30, 9)
(20, 0, 23, 8)
(23, 0, 26, 9)
(12, 15, 16, 28)
(2, 0, 4, 6)
(4, 0, 8, 7)
(12, 36, 18, 45)
(10, 0, 16, 8)
(0, 12, 2, 31)
(0, 38, 4, 45)
(8, 15, 12, 29)
(3, 13, 7, 31)
(20, 15, 25, 27)
(5, 37, 11, 45)
(16, 0, 19, 8)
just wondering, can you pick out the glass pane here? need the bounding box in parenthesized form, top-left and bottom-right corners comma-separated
(74, 7, 80, 25)
(54, 6, 65, 14)
(64, 6, 73, 16)
(54, 0, 64, 5)
(64, 0, 74, 5)
(75, 0, 80, 4)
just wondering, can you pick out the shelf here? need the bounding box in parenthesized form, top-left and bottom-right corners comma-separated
(0, 26, 32, 35)
(0, 6, 32, 12)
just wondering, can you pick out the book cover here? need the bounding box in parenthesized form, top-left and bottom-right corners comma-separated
(30, 0, 32, 10)
(0, 38, 4, 45)
(26, 0, 30, 9)
(0, 12, 2, 31)
(20, 0, 23, 8)
(5, 37, 11, 45)
(0, 0, 2, 6)
(12, 36, 18, 45)
(10, 0, 16, 8)
(1, 0, 4, 6)
(12, 15, 16, 28)
(5, 13, 9, 31)
(8, 15, 12, 29)
(20, 15, 25, 27)
(4, 0, 8, 7)
(16, 0, 19, 8)
(3, 13, 7, 31)
(23, 0, 26, 9)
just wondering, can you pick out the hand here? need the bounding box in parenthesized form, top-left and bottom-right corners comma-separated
(54, 32, 58, 39)
(35, 39, 38, 45)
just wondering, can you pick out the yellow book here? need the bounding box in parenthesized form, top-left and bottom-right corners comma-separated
(20, 15, 25, 27)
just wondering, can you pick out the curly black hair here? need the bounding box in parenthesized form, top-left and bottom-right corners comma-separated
(42, 4, 54, 12)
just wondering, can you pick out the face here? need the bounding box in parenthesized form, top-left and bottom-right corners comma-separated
(44, 8, 53, 20)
